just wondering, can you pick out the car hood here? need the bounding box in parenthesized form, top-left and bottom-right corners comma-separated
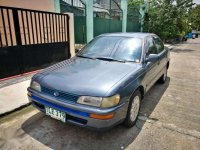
(36, 57, 140, 96)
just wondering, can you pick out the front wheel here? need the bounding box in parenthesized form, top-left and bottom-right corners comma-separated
(123, 90, 141, 128)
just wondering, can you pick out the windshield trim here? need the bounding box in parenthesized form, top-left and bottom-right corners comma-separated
(109, 37, 143, 63)
(76, 36, 144, 63)
(76, 54, 95, 60)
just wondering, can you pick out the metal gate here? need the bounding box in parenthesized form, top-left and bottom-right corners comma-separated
(127, 5, 141, 32)
(0, 6, 71, 79)
(94, 18, 122, 37)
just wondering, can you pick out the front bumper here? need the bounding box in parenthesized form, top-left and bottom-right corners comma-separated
(27, 88, 128, 130)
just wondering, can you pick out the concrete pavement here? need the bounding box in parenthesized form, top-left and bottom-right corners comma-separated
(164, 44, 175, 50)
(0, 39, 200, 150)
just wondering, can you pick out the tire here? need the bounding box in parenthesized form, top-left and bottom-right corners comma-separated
(158, 66, 167, 84)
(123, 90, 141, 128)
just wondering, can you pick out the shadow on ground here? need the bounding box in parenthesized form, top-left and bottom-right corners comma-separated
(181, 42, 200, 45)
(22, 78, 170, 150)
(171, 48, 195, 53)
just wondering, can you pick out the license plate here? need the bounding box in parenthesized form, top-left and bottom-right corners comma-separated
(45, 106, 66, 123)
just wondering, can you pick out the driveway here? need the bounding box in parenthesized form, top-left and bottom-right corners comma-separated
(0, 38, 200, 150)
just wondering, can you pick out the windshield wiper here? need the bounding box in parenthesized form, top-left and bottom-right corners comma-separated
(77, 55, 136, 63)
(76, 54, 95, 60)
(95, 56, 126, 63)
(124, 60, 138, 63)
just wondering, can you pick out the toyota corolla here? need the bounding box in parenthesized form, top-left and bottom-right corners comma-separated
(27, 33, 170, 130)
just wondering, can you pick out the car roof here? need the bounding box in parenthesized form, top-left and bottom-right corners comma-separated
(99, 32, 156, 39)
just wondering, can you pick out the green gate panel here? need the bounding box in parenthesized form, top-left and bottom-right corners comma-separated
(94, 18, 122, 37)
(127, 20, 141, 32)
(74, 17, 140, 44)
(94, 18, 110, 37)
(74, 16, 86, 44)
(110, 19, 122, 33)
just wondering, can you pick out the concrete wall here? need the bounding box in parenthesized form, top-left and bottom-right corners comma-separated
(0, 0, 56, 12)
(66, 13, 75, 57)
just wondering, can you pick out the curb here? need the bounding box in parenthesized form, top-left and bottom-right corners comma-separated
(0, 70, 40, 82)
(0, 102, 31, 118)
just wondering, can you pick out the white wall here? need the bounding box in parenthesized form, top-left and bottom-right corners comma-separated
(0, 0, 56, 12)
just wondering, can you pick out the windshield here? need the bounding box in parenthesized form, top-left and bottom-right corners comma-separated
(78, 36, 143, 62)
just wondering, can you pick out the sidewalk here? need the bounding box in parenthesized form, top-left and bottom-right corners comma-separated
(0, 75, 33, 116)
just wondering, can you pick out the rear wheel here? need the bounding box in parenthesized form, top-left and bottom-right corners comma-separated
(123, 90, 141, 128)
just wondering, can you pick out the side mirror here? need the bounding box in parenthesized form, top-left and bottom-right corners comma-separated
(75, 48, 81, 53)
(146, 54, 159, 63)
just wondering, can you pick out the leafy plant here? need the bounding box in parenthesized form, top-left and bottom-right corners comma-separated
(128, 0, 194, 40)
(190, 4, 200, 31)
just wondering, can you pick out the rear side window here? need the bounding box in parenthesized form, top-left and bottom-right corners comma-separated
(153, 37, 164, 53)
(146, 37, 157, 55)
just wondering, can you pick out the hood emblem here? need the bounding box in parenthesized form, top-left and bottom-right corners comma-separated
(53, 91, 59, 97)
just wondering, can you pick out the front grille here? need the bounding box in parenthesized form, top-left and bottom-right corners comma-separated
(41, 86, 80, 103)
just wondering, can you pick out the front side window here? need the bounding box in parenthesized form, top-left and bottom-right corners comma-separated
(146, 37, 157, 55)
(153, 37, 164, 53)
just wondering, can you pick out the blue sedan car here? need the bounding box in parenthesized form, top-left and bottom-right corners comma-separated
(27, 33, 170, 130)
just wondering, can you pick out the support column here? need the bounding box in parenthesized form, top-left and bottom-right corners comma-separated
(139, 4, 146, 32)
(121, 0, 128, 32)
(54, 0, 60, 13)
(85, 0, 94, 43)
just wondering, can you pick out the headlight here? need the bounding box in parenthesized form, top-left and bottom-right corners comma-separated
(101, 95, 120, 108)
(77, 94, 120, 108)
(77, 96, 102, 107)
(30, 81, 41, 92)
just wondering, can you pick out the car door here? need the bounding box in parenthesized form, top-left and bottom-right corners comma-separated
(144, 36, 160, 92)
(153, 36, 168, 78)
